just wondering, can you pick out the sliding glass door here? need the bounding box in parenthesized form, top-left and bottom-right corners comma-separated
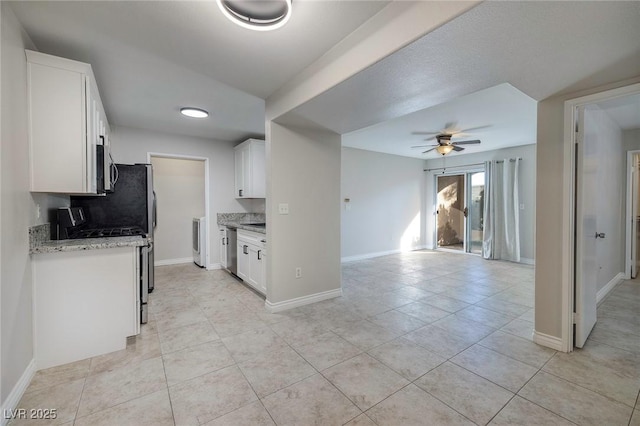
(436, 170, 485, 254)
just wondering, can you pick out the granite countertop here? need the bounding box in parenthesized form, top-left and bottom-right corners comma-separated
(219, 221, 266, 234)
(29, 223, 150, 254)
(31, 235, 149, 254)
(217, 212, 266, 235)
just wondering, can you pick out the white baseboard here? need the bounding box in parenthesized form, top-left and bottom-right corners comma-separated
(206, 262, 222, 271)
(596, 272, 625, 305)
(154, 257, 192, 267)
(265, 288, 343, 313)
(520, 257, 535, 265)
(533, 330, 565, 352)
(1, 359, 36, 426)
(341, 246, 427, 263)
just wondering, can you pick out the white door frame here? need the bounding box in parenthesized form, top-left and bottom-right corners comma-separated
(147, 152, 212, 270)
(561, 82, 640, 352)
(626, 150, 640, 279)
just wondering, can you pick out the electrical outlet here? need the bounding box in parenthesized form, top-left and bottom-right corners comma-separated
(520, 203, 525, 210)
(36, 204, 41, 219)
(279, 203, 289, 215)
(295, 267, 302, 278)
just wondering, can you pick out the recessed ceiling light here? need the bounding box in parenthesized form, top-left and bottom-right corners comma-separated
(216, 0, 292, 31)
(180, 107, 209, 118)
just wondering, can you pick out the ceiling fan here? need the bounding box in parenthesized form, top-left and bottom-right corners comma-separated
(411, 123, 487, 155)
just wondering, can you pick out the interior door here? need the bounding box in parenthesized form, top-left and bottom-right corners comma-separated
(436, 174, 465, 251)
(575, 105, 598, 348)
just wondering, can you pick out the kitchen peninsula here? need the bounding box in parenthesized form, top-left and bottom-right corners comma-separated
(29, 224, 149, 369)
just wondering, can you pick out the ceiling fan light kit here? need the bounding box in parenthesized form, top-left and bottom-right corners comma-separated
(217, 0, 292, 31)
(413, 124, 484, 156)
(436, 145, 455, 155)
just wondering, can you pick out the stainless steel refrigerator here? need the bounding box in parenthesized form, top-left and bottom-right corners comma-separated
(71, 163, 156, 323)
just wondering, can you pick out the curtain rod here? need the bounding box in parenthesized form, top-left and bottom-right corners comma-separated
(423, 157, 522, 172)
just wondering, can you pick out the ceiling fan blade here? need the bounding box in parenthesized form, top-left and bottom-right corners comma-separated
(451, 139, 481, 145)
(412, 131, 441, 135)
(423, 136, 437, 142)
(452, 146, 465, 152)
(443, 121, 458, 132)
(411, 144, 437, 149)
(422, 147, 437, 154)
(458, 125, 492, 133)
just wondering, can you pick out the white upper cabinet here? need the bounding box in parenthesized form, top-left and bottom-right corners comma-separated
(234, 139, 265, 199)
(26, 50, 112, 194)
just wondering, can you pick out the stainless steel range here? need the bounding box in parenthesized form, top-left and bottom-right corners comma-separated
(71, 226, 146, 239)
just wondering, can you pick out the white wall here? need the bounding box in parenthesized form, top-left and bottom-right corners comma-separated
(150, 157, 205, 263)
(341, 147, 426, 260)
(1, 3, 69, 407)
(267, 121, 341, 305)
(424, 144, 537, 262)
(110, 126, 262, 269)
(583, 104, 625, 291)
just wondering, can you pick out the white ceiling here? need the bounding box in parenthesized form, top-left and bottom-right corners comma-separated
(597, 93, 640, 131)
(292, 1, 640, 158)
(9, 1, 640, 153)
(342, 83, 537, 159)
(9, 0, 388, 141)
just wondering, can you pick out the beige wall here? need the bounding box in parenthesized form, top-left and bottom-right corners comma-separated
(266, 121, 341, 304)
(151, 157, 205, 263)
(341, 147, 426, 260)
(535, 76, 640, 340)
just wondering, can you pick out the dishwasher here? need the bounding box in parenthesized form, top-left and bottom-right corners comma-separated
(226, 226, 238, 276)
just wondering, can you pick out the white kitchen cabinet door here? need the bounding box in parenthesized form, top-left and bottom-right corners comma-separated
(220, 228, 228, 269)
(234, 139, 265, 198)
(234, 147, 246, 198)
(237, 240, 250, 281)
(237, 229, 266, 295)
(27, 50, 109, 195)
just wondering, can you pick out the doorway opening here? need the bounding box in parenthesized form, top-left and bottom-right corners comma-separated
(562, 82, 640, 351)
(148, 153, 210, 268)
(435, 170, 485, 254)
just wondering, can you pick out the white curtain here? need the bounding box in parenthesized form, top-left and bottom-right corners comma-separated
(482, 158, 521, 262)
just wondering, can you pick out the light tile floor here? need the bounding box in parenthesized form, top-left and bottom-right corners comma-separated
(11, 250, 640, 425)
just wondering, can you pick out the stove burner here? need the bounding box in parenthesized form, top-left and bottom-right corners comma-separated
(71, 226, 145, 239)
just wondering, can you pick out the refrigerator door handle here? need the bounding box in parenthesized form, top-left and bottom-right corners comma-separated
(152, 191, 157, 229)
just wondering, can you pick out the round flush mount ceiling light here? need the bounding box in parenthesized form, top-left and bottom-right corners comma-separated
(216, 0, 292, 31)
(180, 107, 209, 118)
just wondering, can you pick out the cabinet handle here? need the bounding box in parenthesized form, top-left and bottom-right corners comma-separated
(243, 245, 248, 255)
(226, 237, 229, 245)
(239, 189, 243, 197)
(257, 250, 262, 260)
(261, 239, 266, 243)
(221, 237, 226, 246)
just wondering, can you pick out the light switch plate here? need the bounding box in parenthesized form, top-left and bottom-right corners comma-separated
(279, 203, 289, 215)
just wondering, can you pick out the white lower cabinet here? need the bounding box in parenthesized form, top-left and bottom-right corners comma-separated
(237, 229, 266, 294)
(219, 227, 228, 269)
(32, 247, 139, 369)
